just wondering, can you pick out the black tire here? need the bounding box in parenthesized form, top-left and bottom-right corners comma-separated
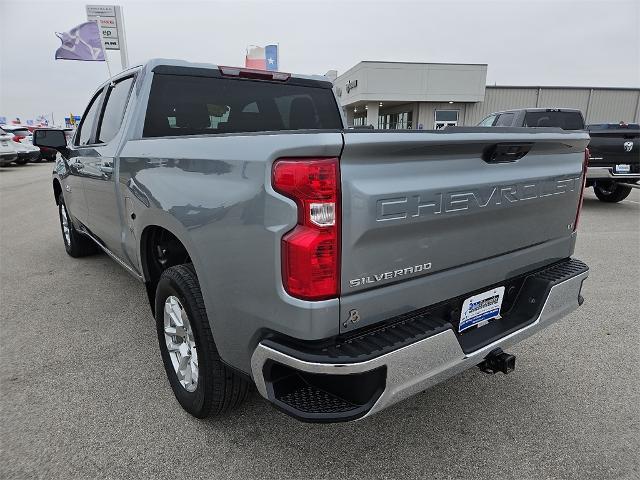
(15, 158, 29, 165)
(593, 182, 633, 203)
(155, 264, 249, 418)
(57, 193, 100, 257)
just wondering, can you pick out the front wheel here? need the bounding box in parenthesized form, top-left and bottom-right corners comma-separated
(15, 158, 29, 165)
(593, 181, 633, 203)
(155, 264, 250, 418)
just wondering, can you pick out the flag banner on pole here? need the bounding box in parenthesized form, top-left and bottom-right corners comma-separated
(55, 21, 105, 61)
(245, 44, 278, 71)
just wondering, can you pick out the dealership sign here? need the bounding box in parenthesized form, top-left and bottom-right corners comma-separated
(86, 4, 129, 68)
(346, 79, 358, 93)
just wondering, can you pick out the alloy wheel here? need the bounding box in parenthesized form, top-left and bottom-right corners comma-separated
(163, 296, 199, 392)
(60, 204, 71, 246)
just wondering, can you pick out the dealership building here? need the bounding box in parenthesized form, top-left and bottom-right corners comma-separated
(332, 61, 640, 129)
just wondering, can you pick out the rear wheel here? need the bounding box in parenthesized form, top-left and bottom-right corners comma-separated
(155, 264, 250, 418)
(15, 158, 28, 165)
(593, 181, 632, 203)
(57, 193, 99, 257)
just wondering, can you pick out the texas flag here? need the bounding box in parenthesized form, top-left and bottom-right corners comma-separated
(245, 45, 279, 71)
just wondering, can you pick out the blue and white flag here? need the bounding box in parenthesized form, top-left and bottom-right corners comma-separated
(55, 21, 105, 61)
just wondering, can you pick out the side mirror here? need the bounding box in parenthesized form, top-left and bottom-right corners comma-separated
(33, 129, 68, 150)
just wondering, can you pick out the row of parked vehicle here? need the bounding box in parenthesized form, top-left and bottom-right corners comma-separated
(476, 108, 640, 203)
(0, 125, 74, 167)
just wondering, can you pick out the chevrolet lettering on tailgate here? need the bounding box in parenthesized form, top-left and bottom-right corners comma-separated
(376, 176, 581, 222)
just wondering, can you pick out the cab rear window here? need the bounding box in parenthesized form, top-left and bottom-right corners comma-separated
(523, 111, 584, 130)
(143, 74, 342, 137)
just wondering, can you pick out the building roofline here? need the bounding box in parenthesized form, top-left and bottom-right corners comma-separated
(487, 84, 640, 92)
(359, 60, 488, 67)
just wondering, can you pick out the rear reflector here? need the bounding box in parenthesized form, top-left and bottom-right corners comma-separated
(273, 158, 340, 300)
(574, 148, 589, 232)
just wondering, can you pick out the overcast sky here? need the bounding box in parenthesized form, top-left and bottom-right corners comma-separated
(1, 0, 639, 124)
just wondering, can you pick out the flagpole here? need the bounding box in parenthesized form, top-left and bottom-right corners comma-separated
(96, 16, 114, 85)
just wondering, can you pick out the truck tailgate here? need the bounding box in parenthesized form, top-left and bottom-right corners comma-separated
(339, 129, 589, 331)
(588, 129, 640, 170)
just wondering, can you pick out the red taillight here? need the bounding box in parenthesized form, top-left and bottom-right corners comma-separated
(273, 158, 340, 300)
(13, 135, 24, 143)
(574, 148, 589, 232)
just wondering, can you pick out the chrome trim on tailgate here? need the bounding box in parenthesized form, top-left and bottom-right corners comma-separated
(251, 269, 588, 419)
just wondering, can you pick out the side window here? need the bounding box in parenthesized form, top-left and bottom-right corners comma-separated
(495, 113, 515, 126)
(97, 76, 134, 143)
(478, 114, 497, 127)
(76, 89, 104, 146)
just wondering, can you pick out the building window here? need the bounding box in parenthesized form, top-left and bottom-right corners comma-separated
(378, 111, 413, 129)
(353, 114, 368, 126)
(434, 110, 459, 129)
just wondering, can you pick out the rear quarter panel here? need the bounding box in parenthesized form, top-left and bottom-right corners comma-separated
(118, 132, 344, 374)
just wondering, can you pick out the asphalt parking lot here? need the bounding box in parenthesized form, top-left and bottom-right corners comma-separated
(1, 162, 638, 480)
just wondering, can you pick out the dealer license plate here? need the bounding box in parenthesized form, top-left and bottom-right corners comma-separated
(615, 164, 631, 174)
(1, 141, 8, 146)
(459, 286, 505, 333)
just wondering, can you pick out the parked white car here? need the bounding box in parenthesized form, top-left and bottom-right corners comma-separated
(0, 128, 18, 166)
(13, 137, 41, 164)
(2, 125, 43, 163)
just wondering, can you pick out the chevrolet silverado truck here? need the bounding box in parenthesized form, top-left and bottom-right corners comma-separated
(34, 59, 590, 423)
(585, 123, 639, 203)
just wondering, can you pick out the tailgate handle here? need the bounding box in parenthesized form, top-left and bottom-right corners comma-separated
(483, 143, 533, 163)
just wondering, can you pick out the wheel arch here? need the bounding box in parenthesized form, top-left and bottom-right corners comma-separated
(53, 178, 62, 205)
(139, 222, 197, 314)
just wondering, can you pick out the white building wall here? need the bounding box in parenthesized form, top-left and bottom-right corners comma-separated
(335, 61, 640, 127)
(463, 87, 640, 125)
(538, 88, 590, 110)
(587, 90, 640, 123)
(464, 88, 538, 125)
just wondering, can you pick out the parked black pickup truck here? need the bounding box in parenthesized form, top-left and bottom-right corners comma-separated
(478, 110, 639, 203)
(586, 123, 640, 202)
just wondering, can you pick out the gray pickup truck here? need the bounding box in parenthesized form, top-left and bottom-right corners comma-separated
(34, 59, 590, 423)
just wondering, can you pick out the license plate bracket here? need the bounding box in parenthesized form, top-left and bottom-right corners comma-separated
(459, 286, 505, 333)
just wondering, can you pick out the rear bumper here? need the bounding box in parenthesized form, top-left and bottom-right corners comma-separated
(17, 151, 40, 160)
(587, 166, 640, 180)
(0, 153, 18, 165)
(251, 259, 588, 422)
